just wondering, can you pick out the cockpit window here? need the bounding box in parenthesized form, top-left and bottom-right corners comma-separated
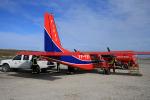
(13, 55, 22, 60)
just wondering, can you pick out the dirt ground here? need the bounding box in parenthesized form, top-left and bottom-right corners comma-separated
(0, 59, 150, 100)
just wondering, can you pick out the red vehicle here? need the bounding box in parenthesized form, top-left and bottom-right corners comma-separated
(18, 12, 150, 75)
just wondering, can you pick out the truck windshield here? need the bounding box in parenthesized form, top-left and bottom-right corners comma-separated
(13, 55, 21, 60)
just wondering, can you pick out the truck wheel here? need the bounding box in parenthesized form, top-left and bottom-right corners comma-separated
(2, 64, 10, 72)
(122, 64, 128, 70)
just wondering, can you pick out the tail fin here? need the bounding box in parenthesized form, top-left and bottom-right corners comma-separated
(44, 12, 62, 52)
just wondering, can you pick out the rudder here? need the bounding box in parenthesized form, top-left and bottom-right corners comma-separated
(44, 12, 62, 52)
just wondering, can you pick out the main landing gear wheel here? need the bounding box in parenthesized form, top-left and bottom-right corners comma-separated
(122, 64, 129, 70)
(2, 64, 10, 72)
(104, 69, 111, 75)
(67, 66, 75, 74)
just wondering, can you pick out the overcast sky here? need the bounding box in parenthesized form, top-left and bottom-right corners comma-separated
(0, 0, 150, 51)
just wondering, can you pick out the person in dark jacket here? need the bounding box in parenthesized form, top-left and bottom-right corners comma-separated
(31, 56, 40, 74)
(56, 62, 60, 72)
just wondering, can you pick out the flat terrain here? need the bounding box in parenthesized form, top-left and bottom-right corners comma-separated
(0, 60, 150, 100)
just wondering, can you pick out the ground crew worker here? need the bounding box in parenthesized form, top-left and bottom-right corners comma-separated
(56, 63, 60, 72)
(108, 57, 116, 73)
(31, 56, 39, 74)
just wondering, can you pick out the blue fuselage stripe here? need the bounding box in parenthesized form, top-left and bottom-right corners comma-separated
(44, 30, 61, 52)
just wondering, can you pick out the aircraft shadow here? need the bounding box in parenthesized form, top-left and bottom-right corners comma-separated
(0, 68, 142, 81)
(1, 69, 95, 81)
(111, 72, 142, 76)
(0, 69, 62, 81)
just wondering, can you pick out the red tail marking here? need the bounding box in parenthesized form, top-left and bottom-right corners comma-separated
(44, 12, 62, 48)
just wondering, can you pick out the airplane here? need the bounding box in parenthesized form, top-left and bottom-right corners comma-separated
(18, 12, 150, 75)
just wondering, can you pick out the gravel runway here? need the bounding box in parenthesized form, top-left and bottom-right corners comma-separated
(0, 59, 150, 100)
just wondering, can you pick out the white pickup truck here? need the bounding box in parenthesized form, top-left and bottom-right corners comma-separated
(0, 55, 56, 73)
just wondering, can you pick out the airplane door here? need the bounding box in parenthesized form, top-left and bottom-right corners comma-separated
(90, 54, 101, 67)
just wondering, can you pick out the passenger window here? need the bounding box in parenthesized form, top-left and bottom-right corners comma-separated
(13, 55, 22, 60)
(23, 55, 29, 60)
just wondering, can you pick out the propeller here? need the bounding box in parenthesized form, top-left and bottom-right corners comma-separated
(74, 49, 77, 52)
(107, 47, 111, 52)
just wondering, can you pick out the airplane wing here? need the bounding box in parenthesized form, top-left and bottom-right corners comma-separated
(17, 51, 150, 56)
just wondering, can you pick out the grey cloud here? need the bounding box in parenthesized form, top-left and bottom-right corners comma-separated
(55, 0, 150, 51)
(0, 0, 149, 51)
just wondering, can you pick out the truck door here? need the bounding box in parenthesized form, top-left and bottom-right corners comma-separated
(12, 55, 31, 68)
(11, 55, 23, 68)
(21, 55, 31, 68)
